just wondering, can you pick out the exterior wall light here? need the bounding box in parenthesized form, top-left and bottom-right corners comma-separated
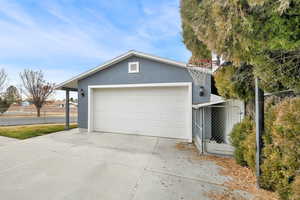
(80, 89, 85, 97)
(199, 86, 205, 96)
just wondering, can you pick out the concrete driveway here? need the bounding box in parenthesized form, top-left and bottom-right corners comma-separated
(0, 129, 250, 200)
(0, 136, 18, 147)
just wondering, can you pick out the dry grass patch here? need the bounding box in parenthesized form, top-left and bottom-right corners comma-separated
(206, 190, 247, 200)
(175, 142, 279, 200)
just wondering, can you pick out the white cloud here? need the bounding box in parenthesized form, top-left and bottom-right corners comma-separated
(137, 1, 181, 40)
(0, 0, 115, 62)
(0, 0, 190, 99)
(0, 0, 36, 27)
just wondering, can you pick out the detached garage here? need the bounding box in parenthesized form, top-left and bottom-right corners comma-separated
(56, 50, 212, 142)
(89, 83, 192, 140)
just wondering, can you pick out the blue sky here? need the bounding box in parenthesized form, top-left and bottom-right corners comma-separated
(0, 0, 190, 99)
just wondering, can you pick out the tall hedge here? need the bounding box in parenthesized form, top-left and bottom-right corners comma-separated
(260, 98, 300, 200)
(229, 97, 300, 199)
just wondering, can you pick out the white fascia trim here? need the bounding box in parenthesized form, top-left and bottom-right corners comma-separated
(192, 100, 226, 109)
(135, 51, 188, 68)
(56, 51, 134, 90)
(88, 82, 192, 89)
(87, 82, 193, 142)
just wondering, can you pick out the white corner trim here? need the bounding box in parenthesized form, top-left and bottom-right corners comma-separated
(87, 82, 193, 142)
(88, 88, 93, 132)
(128, 61, 139, 73)
(187, 82, 193, 143)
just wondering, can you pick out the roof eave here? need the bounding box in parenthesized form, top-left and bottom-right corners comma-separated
(192, 100, 226, 109)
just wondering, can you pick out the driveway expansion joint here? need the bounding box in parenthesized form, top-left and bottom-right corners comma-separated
(129, 137, 160, 200)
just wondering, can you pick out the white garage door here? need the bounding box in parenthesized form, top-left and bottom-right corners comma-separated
(90, 84, 191, 140)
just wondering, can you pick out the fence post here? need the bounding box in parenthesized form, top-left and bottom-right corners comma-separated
(255, 77, 264, 188)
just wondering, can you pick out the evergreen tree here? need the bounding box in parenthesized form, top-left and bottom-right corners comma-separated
(180, 0, 300, 92)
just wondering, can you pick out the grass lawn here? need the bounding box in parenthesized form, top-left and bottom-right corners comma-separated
(0, 124, 78, 139)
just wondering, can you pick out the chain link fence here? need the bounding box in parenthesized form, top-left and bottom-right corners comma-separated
(206, 101, 243, 156)
(193, 100, 244, 156)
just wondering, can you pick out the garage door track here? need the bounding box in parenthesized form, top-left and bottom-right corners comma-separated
(0, 129, 250, 200)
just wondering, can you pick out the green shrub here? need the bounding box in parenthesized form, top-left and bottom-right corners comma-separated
(242, 131, 256, 171)
(260, 98, 300, 200)
(230, 117, 254, 166)
(237, 96, 282, 172)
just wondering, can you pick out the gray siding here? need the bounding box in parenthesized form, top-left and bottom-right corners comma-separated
(78, 56, 211, 128)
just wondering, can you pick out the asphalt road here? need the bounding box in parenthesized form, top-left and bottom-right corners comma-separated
(0, 116, 77, 126)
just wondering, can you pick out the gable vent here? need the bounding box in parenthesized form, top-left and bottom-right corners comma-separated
(128, 62, 139, 73)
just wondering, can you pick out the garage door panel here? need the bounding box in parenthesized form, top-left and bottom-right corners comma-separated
(95, 106, 187, 116)
(95, 99, 187, 109)
(92, 86, 190, 140)
(97, 114, 187, 126)
(94, 109, 187, 124)
(94, 110, 187, 122)
(96, 99, 164, 109)
(94, 118, 186, 130)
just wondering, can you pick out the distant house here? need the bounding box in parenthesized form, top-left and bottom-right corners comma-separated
(56, 50, 243, 155)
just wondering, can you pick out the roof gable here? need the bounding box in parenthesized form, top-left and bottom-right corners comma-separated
(56, 50, 211, 90)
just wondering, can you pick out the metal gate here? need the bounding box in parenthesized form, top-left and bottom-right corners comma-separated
(193, 100, 244, 156)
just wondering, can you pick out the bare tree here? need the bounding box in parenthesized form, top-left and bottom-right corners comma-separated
(20, 69, 55, 117)
(0, 69, 7, 92)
